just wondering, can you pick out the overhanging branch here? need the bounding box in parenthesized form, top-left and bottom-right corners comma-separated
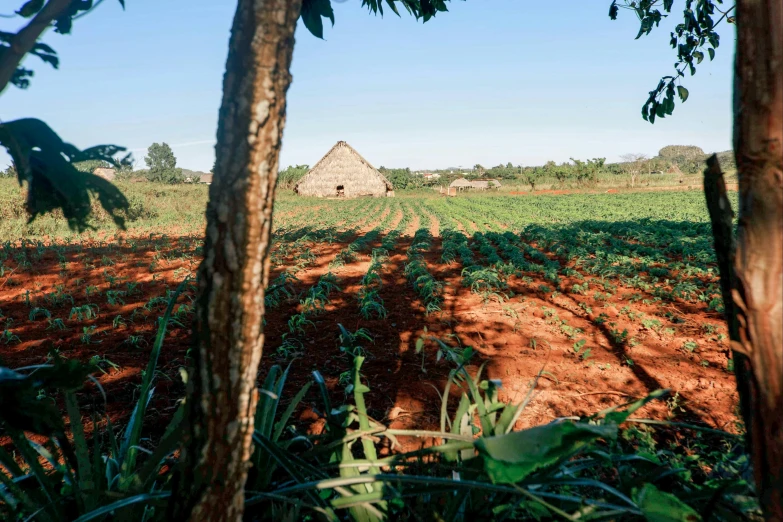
(0, 0, 72, 94)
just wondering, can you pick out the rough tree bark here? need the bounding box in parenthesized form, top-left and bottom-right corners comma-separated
(733, 0, 783, 518)
(168, 1, 303, 520)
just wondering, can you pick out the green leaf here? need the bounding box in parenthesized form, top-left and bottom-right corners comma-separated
(608, 1, 618, 20)
(707, 47, 715, 61)
(301, 0, 335, 39)
(475, 421, 617, 484)
(676, 85, 689, 103)
(0, 118, 130, 231)
(693, 51, 704, 64)
(664, 96, 675, 115)
(634, 483, 702, 522)
(16, 0, 44, 17)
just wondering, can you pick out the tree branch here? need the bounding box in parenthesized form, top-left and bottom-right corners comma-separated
(0, 0, 72, 95)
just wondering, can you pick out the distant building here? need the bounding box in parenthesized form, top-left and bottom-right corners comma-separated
(470, 179, 501, 190)
(447, 177, 501, 194)
(295, 141, 394, 198)
(181, 169, 212, 184)
(449, 178, 473, 190)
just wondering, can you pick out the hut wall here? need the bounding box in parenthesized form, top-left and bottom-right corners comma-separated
(296, 145, 389, 198)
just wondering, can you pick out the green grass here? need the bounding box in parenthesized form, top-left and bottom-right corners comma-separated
(0, 177, 737, 242)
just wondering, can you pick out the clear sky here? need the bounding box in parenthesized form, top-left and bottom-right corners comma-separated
(1, 0, 734, 171)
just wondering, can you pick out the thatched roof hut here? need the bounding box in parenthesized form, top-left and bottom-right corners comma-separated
(295, 141, 394, 198)
(449, 178, 473, 189)
(470, 179, 501, 190)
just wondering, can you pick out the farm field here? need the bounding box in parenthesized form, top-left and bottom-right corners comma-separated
(0, 186, 741, 443)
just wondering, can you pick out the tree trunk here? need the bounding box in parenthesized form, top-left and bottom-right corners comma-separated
(733, 0, 783, 519)
(169, 1, 302, 520)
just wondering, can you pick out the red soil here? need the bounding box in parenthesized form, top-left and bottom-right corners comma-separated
(0, 232, 739, 452)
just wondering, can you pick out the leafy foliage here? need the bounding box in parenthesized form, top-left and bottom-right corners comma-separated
(0, 118, 131, 231)
(0, 1, 131, 230)
(1, 0, 126, 92)
(1, 325, 758, 520)
(144, 142, 184, 184)
(378, 166, 428, 190)
(277, 164, 309, 189)
(520, 157, 607, 188)
(299, 0, 456, 39)
(609, 0, 734, 122)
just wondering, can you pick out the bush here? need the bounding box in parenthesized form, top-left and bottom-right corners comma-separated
(278, 164, 309, 189)
(658, 145, 706, 159)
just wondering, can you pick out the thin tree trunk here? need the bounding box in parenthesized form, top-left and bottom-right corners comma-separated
(733, 0, 783, 519)
(0, 0, 72, 94)
(169, 1, 302, 520)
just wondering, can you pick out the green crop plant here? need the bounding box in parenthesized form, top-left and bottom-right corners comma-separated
(43, 285, 74, 307)
(264, 272, 298, 309)
(571, 282, 589, 295)
(642, 318, 663, 332)
(404, 229, 444, 315)
(275, 335, 304, 358)
(28, 307, 52, 321)
(124, 335, 147, 348)
(89, 354, 120, 374)
(1, 329, 21, 344)
(80, 326, 99, 345)
(683, 340, 699, 353)
(287, 313, 314, 336)
(358, 289, 387, 319)
(106, 290, 126, 306)
(144, 295, 169, 312)
(69, 304, 99, 321)
(337, 324, 373, 358)
(609, 328, 630, 345)
(46, 318, 66, 330)
(462, 266, 506, 295)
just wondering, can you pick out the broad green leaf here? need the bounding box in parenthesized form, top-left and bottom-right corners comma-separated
(301, 0, 335, 39)
(677, 86, 689, 102)
(475, 421, 617, 484)
(16, 0, 43, 17)
(634, 483, 701, 522)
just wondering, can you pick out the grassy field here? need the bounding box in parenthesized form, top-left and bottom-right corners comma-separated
(1, 180, 755, 519)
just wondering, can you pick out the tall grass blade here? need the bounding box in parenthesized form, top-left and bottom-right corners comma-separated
(118, 278, 189, 490)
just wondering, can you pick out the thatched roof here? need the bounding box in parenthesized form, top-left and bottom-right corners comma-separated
(295, 141, 393, 198)
(449, 177, 473, 188)
(471, 179, 501, 189)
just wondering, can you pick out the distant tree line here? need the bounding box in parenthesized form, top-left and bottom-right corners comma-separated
(1, 143, 732, 191)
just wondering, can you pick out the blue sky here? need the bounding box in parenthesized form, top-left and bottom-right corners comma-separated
(1, 0, 734, 171)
